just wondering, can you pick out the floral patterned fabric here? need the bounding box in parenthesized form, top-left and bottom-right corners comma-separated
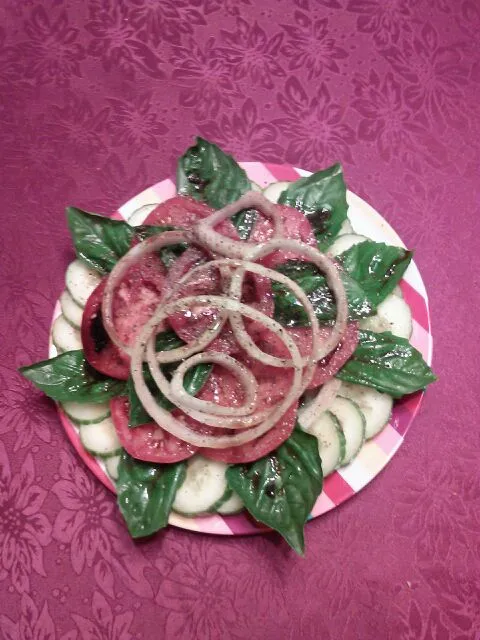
(1, 1, 479, 638)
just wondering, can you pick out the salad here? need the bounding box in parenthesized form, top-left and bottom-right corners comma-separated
(20, 138, 436, 554)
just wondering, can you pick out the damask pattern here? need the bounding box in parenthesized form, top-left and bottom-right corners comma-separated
(0, 0, 479, 638)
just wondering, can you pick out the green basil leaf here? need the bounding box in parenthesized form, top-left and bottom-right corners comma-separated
(67, 207, 135, 274)
(133, 224, 188, 268)
(339, 241, 413, 305)
(272, 260, 373, 325)
(336, 330, 437, 398)
(177, 137, 251, 209)
(154, 329, 185, 352)
(116, 451, 186, 538)
(278, 164, 348, 250)
(127, 367, 173, 427)
(19, 350, 126, 403)
(177, 137, 254, 237)
(226, 429, 323, 555)
(232, 207, 257, 241)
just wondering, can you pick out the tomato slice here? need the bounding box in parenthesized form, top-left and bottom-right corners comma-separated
(144, 195, 238, 239)
(110, 397, 197, 463)
(81, 278, 130, 380)
(199, 402, 298, 464)
(187, 362, 297, 463)
(81, 250, 166, 380)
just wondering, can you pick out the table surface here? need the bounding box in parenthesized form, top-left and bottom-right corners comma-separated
(1, 1, 479, 639)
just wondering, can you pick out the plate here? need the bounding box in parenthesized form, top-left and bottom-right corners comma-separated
(52, 162, 433, 536)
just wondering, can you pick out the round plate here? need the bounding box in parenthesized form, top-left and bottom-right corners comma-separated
(52, 162, 433, 536)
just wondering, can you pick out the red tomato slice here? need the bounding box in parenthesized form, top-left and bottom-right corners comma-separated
(81, 279, 130, 380)
(199, 402, 298, 464)
(253, 322, 359, 390)
(250, 204, 317, 268)
(144, 195, 238, 239)
(185, 362, 297, 463)
(82, 250, 166, 380)
(110, 397, 197, 463)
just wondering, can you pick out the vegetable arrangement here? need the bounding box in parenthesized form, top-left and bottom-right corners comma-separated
(20, 138, 436, 554)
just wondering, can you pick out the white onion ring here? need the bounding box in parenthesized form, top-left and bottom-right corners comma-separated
(131, 296, 307, 446)
(193, 191, 284, 259)
(240, 239, 348, 361)
(99, 197, 349, 451)
(175, 257, 321, 368)
(102, 230, 187, 355)
(101, 229, 228, 362)
(170, 352, 258, 416)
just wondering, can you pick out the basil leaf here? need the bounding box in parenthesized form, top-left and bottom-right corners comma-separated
(232, 207, 257, 241)
(177, 137, 255, 237)
(278, 164, 348, 250)
(336, 330, 437, 398)
(177, 137, 251, 209)
(339, 241, 413, 305)
(127, 367, 173, 426)
(155, 329, 185, 352)
(226, 429, 323, 555)
(19, 350, 126, 403)
(272, 261, 373, 325)
(116, 451, 186, 538)
(67, 207, 135, 274)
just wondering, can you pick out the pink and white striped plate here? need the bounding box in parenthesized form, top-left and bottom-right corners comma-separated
(56, 162, 433, 536)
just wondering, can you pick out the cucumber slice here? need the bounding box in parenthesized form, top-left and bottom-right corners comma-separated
(217, 491, 244, 515)
(172, 456, 228, 516)
(62, 401, 111, 425)
(340, 382, 393, 439)
(105, 454, 121, 481)
(300, 410, 346, 477)
(66, 260, 102, 307)
(263, 181, 292, 203)
(128, 203, 159, 227)
(59, 289, 84, 329)
(328, 233, 368, 257)
(250, 181, 262, 192)
(329, 396, 366, 466)
(338, 218, 354, 236)
(79, 416, 121, 458)
(52, 315, 82, 352)
(360, 293, 413, 339)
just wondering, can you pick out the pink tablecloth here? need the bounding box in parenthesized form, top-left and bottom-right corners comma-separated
(1, 1, 479, 638)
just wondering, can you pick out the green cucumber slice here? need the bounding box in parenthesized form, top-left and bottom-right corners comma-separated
(52, 314, 82, 353)
(299, 410, 346, 477)
(66, 259, 101, 307)
(62, 401, 111, 425)
(59, 289, 83, 329)
(359, 293, 413, 340)
(172, 456, 228, 516)
(340, 382, 393, 439)
(328, 233, 368, 257)
(329, 396, 366, 466)
(79, 416, 121, 458)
